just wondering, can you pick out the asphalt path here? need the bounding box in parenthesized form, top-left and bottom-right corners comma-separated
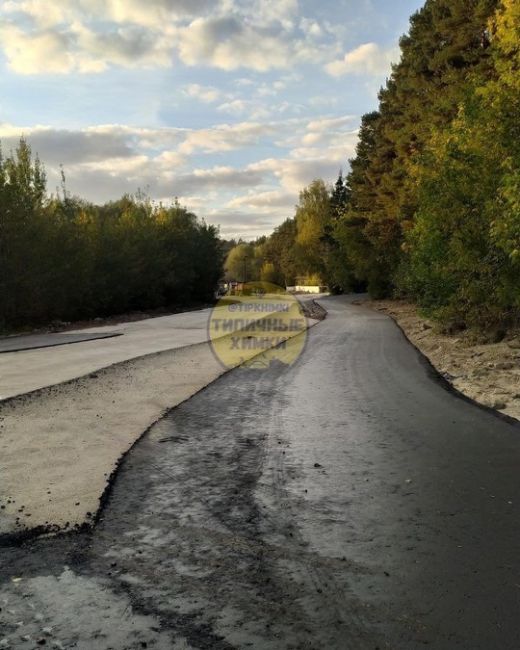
(0, 294, 324, 400)
(0, 309, 214, 400)
(0, 331, 122, 353)
(2, 295, 520, 649)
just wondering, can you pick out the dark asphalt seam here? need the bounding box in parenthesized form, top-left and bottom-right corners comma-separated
(0, 332, 123, 354)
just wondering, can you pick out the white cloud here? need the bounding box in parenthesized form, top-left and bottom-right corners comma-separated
(169, 194, 214, 210)
(217, 100, 249, 115)
(308, 96, 339, 109)
(0, 0, 342, 74)
(0, 20, 172, 74)
(178, 121, 276, 154)
(183, 84, 221, 103)
(156, 150, 188, 168)
(289, 143, 355, 161)
(234, 78, 255, 87)
(177, 16, 294, 72)
(306, 115, 357, 132)
(2, 0, 71, 27)
(275, 114, 357, 152)
(49, 159, 267, 204)
(204, 208, 282, 239)
(101, 0, 216, 26)
(248, 157, 334, 193)
(78, 155, 150, 174)
(300, 18, 323, 38)
(0, 111, 359, 238)
(187, 165, 263, 187)
(3, 0, 216, 29)
(325, 42, 397, 77)
(227, 189, 295, 210)
(0, 124, 135, 163)
(0, 121, 271, 197)
(216, 100, 271, 120)
(252, 0, 299, 29)
(73, 23, 172, 70)
(0, 120, 285, 162)
(0, 25, 76, 74)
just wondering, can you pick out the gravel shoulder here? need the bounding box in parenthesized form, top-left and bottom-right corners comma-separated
(0, 342, 227, 539)
(360, 299, 520, 420)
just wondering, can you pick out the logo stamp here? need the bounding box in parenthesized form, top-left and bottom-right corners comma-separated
(208, 282, 308, 369)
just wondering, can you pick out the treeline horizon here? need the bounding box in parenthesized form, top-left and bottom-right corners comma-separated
(225, 0, 520, 333)
(3, 0, 519, 335)
(0, 139, 223, 331)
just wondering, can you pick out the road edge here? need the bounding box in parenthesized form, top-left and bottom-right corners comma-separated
(0, 310, 326, 547)
(358, 303, 520, 429)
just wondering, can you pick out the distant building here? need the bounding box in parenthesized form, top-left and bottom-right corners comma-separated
(286, 285, 328, 294)
(225, 281, 245, 294)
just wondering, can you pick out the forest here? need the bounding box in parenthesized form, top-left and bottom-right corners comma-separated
(226, 0, 520, 332)
(2, 0, 519, 333)
(0, 140, 222, 330)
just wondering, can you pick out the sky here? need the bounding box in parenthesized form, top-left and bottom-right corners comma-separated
(0, 0, 424, 240)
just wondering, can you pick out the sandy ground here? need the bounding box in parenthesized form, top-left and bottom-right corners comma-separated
(0, 343, 225, 538)
(361, 299, 520, 420)
(0, 315, 317, 539)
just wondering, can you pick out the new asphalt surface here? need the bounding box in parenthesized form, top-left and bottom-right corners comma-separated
(2, 295, 520, 649)
(0, 332, 123, 354)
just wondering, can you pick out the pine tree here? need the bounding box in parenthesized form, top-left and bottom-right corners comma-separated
(337, 0, 500, 298)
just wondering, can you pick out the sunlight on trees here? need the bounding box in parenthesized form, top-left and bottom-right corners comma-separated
(0, 141, 223, 330)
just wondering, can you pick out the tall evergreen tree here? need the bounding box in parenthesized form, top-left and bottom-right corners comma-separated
(337, 0, 500, 297)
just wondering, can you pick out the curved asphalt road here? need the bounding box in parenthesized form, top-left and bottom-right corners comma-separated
(2, 295, 520, 649)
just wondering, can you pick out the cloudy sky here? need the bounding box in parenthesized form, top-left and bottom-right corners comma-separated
(0, 0, 423, 239)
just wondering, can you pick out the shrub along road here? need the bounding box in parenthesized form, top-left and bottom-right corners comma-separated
(1, 296, 520, 648)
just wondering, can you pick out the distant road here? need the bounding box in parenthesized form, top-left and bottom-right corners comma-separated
(0, 294, 324, 400)
(3, 295, 520, 648)
(0, 308, 216, 399)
